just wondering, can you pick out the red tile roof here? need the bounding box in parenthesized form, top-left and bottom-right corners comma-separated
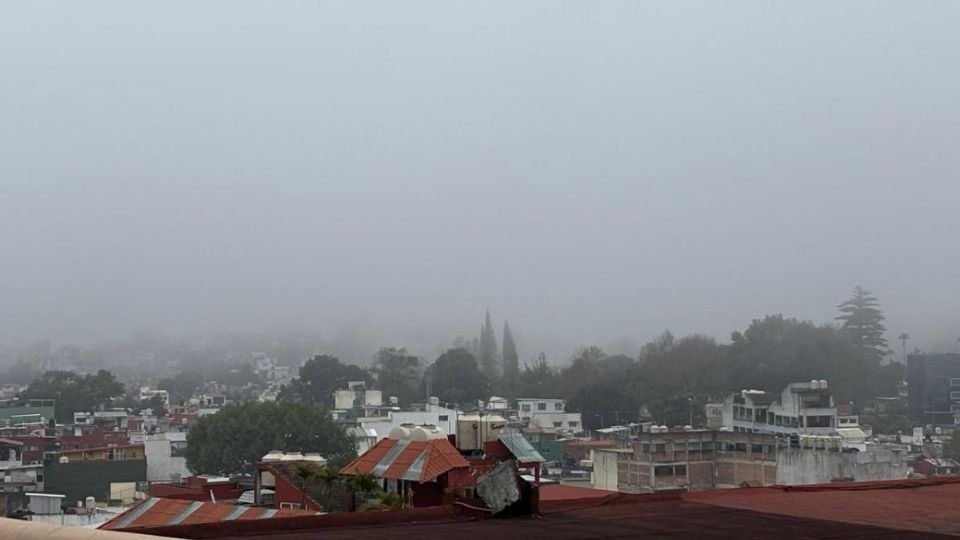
(100, 498, 315, 531)
(340, 438, 469, 482)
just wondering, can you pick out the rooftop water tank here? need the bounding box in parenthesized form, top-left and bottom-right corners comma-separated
(389, 426, 411, 440)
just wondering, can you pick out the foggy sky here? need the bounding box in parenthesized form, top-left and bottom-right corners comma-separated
(2, 1, 959, 360)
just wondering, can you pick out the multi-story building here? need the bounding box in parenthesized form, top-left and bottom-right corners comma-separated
(592, 428, 907, 493)
(43, 445, 147, 505)
(516, 398, 583, 435)
(712, 381, 837, 436)
(593, 430, 777, 493)
(907, 353, 960, 425)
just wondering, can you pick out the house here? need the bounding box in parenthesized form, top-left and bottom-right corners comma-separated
(485, 396, 509, 410)
(148, 475, 243, 501)
(712, 381, 838, 436)
(43, 444, 147, 505)
(255, 453, 349, 512)
(907, 353, 960, 425)
(0, 438, 44, 493)
(913, 457, 960, 476)
(138, 388, 170, 407)
(516, 398, 583, 435)
(355, 402, 461, 450)
(340, 426, 469, 508)
(0, 400, 55, 429)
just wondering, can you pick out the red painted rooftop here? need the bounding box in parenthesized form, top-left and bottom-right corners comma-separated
(537, 483, 613, 501)
(98, 477, 960, 539)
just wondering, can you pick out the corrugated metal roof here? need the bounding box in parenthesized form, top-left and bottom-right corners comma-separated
(341, 437, 469, 482)
(498, 432, 545, 463)
(101, 498, 315, 530)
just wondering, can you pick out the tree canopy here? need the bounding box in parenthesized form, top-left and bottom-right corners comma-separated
(371, 347, 422, 406)
(836, 285, 888, 353)
(478, 311, 499, 382)
(500, 321, 519, 397)
(185, 401, 356, 475)
(422, 348, 490, 406)
(23, 369, 124, 422)
(280, 354, 370, 407)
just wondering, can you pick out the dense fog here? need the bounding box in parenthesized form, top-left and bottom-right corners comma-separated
(2, 1, 959, 363)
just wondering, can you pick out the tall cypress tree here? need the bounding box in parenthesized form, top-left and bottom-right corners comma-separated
(479, 310, 500, 383)
(836, 285, 888, 354)
(501, 321, 519, 397)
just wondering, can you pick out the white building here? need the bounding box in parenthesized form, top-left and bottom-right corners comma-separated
(144, 432, 190, 483)
(715, 381, 838, 436)
(355, 402, 460, 450)
(138, 388, 170, 406)
(516, 398, 584, 435)
(333, 382, 383, 411)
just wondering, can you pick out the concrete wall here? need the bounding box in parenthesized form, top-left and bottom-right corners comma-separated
(44, 460, 147, 505)
(591, 449, 619, 491)
(144, 437, 190, 483)
(776, 448, 908, 485)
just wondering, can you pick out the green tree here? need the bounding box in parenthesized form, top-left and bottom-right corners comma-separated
(295, 463, 319, 509)
(726, 315, 899, 404)
(501, 322, 520, 398)
(516, 353, 556, 398)
(185, 401, 356, 475)
(479, 311, 499, 382)
(158, 370, 204, 404)
(371, 347, 421, 406)
(631, 331, 720, 426)
(23, 369, 124, 422)
(280, 355, 370, 407)
(422, 348, 490, 406)
(836, 286, 888, 353)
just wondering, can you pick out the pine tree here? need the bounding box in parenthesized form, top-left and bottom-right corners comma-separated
(501, 321, 519, 397)
(479, 310, 499, 382)
(836, 286, 888, 353)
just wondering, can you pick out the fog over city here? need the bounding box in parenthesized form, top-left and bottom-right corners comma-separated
(2, 1, 959, 363)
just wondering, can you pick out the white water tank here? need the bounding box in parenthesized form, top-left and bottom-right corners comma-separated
(819, 380, 828, 389)
(810, 380, 820, 390)
(410, 425, 445, 441)
(389, 426, 411, 440)
(85, 497, 96, 510)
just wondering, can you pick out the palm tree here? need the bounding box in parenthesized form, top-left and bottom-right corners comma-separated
(347, 472, 380, 510)
(898, 333, 910, 363)
(294, 463, 318, 510)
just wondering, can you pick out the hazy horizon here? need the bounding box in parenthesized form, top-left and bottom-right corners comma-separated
(3, 1, 959, 362)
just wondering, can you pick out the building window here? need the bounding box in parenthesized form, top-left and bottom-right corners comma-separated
(675, 465, 687, 476)
(537, 402, 547, 411)
(553, 422, 562, 428)
(568, 421, 579, 428)
(554, 402, 564, 411)
(674, 442, 687, 451)
(735, 443, 747, 453)
(951, 378, 960, 387)
(951, 391, 960, 400)
(438, 415, 448, 421)
(751, 444, 764, 454)
(521, 404, 531, 412)
(280, 502, 301, 510)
